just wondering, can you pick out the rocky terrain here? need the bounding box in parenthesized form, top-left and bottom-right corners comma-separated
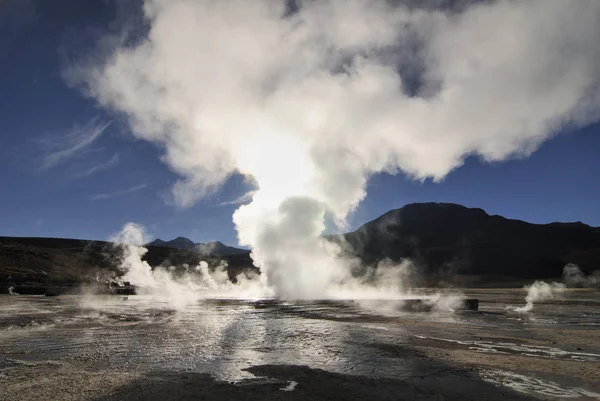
(0, 236, 256, 293)
(1, 203, 599, 291)
(333, 203, 600, 284)
(146, 237, 249, 257)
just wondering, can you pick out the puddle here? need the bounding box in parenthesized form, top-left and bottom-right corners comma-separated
(480, 369, 600, 399)
(414, 335, 600, 362)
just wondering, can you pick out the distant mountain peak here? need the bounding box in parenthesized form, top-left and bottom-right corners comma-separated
(146, 238, 167, 246)
(340, 202, 600, 279)
(146, 237, 248, 257)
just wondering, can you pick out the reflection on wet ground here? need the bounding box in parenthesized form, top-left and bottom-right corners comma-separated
(1, 289, 599, 400)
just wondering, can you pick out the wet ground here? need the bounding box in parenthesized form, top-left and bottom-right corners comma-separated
(1, 289, 599, 400)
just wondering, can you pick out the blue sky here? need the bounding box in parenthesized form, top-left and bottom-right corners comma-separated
(1, 0, 599, 246)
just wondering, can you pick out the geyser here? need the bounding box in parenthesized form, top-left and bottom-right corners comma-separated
(72, 0, 600, 298)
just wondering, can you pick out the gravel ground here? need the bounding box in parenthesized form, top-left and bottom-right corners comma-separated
(1, 291, 599, 401)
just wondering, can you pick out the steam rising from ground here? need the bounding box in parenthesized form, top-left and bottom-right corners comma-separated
(103, 224, 462, 311)
(508, 264, 599, 313)
(72, 0, 600, 298)
(563, 264, 600, 288)
(106, 223, 270, 308)
(513, 281, 566, 313)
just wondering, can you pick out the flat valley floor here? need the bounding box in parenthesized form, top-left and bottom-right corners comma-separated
(1, 289, 599, 401)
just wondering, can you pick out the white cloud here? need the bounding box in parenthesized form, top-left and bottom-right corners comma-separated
(75, 0, 600, 298)
(39, 117, 112, 169)
(91, 183, 147, 200)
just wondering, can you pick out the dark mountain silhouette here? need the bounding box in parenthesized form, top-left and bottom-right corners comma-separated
(147, 237, 196, 251)
(334, 202, 600, 282)
(146, 237, 249, 257)
(196, 241, 250, 257)
(0, 236, 256, 292)
(2, 203, 599, 291)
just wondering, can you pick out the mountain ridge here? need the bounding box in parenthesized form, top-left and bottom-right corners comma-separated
(336, 202, 600, 280)
(2, 202, 599, 290)
(0, 236, 256, 291)
(146, 238, 249, 257)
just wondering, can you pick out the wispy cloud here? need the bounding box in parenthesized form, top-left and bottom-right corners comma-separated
(91, 183, 147, 200)
(217, 190, 257, 206)
(71, 152, 120, 179)
(39, 117, 111, 169)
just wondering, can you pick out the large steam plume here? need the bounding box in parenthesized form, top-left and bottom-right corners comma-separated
(71, 0, 600, 298)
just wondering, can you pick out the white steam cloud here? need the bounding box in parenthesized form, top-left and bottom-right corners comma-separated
(562, 263, 600, 288)
(513, 281, 566, 313)
(507, 264, 598, 313)
(105, 224, 461, 311)
(107, 223, 269, 308)
(74, 0, 600, 299)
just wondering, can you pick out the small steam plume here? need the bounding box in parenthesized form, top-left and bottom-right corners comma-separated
(562, 263, 600, 288)
(328, 258, 414, 299)
(8, 286, 18, 296)
(70, 0, 600, 299)
(507, 263, 598, 313)
(195, 242, 217, 257)
(512, 281, 566, 313)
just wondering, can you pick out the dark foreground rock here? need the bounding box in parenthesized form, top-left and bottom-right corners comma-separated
(0, 363, 537, 401)
(97, 364, 536, 401)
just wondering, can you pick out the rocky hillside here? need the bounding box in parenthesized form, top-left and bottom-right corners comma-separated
(335, 203, 600, 281)
(147, 237, 249, 257)
(0, 236, 255, 290)
(2, 203, 599, 291)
